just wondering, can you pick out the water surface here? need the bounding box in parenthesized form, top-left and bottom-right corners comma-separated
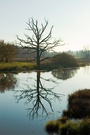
(0, 66, 90, 135)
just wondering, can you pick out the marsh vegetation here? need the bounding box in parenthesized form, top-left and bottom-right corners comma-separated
(45, 89, 90, 135)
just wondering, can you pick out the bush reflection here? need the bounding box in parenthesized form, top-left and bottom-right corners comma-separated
(52, 68, 78, 80)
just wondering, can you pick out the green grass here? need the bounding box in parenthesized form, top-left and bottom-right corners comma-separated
(0, 62, 36, 71)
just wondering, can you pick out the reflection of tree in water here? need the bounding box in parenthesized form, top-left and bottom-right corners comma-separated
(0, 73, 17, 93)
(15, 71, 63, 119)
(52, 68, 78, 80)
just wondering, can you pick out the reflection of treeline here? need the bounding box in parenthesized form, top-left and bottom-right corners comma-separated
(0, 73, 17, 93)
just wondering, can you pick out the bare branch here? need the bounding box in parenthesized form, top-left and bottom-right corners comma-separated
(39, 26, 53, 44)
(16, 18, 64, 69)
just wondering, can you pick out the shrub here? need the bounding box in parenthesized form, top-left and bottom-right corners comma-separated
(56, 116, 68, 124)
(45, 120, 59, 133)
(60, 121, 79, 135)
(60, 119, 90, 135)
(45, 118, 90, 135)
(52, 52, 78, 68)
(63, 89, 90, 119)
(78, 118, 90, 135)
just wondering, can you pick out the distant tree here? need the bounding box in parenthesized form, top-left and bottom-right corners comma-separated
(0, 40, 16, 62)
(83, 45, 90, 61)
(17, 18, 64, 69)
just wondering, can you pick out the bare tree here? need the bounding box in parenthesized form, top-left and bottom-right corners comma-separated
(17, 18, 64, 69)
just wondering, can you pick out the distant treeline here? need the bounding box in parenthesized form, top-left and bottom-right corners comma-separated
(0, 40, 90, 62)
(15, 47, 90, 61)
(65, 50, 90, 58)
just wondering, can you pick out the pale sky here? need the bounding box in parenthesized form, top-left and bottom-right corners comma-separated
(0, 0, 90, 51)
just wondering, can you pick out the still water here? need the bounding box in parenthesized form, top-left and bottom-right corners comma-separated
(0, 66, 90, 135)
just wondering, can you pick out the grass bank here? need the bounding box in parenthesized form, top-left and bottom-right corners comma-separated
(0, 62, 36, 72)
(45, 118, 90, 135)
(0, 56, 89, 72)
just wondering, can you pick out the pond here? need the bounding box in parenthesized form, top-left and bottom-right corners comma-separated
(0, 66, 90, 135)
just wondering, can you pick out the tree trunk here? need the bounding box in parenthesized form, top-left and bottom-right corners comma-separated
(36, 42, 40, 70)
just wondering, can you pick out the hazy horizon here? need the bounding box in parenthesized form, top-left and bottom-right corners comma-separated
(0, 0, 90, 52)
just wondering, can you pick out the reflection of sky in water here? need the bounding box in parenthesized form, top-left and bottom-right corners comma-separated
(0, 66, 90, 135)
(0, 91, 48, 135)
